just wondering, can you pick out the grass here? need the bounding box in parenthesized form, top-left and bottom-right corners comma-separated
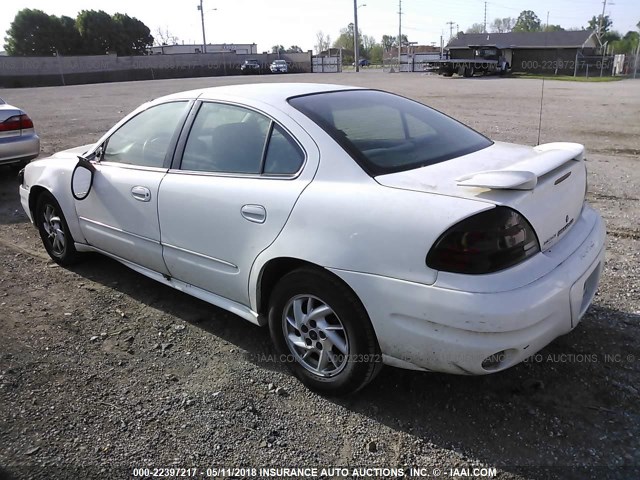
(510, 72, 624, 82)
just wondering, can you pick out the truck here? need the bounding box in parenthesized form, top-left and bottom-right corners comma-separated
(429, 46, 511, 77)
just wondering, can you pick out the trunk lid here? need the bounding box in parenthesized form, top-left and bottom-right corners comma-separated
(375, 141, 587, 251)
(0, 104, 22, 121)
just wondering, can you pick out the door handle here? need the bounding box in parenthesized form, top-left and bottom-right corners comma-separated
(241, 204, 266, 224)
(131, 186, 151, 202)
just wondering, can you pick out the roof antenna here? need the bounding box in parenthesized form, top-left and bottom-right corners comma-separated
(536, 11, 550, 145)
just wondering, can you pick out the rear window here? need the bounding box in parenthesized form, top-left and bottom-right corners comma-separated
(289, 89, 492, 175)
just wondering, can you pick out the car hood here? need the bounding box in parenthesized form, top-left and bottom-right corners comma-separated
(376, 141, 587, 251)
(50, 144, 95, 159)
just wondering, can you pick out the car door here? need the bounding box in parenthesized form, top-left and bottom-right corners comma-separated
(75, 101, 190, 274)
(158, 100, 317, 305)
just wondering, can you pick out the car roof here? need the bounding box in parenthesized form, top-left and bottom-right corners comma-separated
(161, 83, 362, 106)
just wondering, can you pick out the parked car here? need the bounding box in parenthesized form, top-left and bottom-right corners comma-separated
(270, 59, 289, 73)
(0, 97, 40, 167)
(240, 59, 261, 74)
(19, 84, 605, 394)
(358, 58, 370, 67)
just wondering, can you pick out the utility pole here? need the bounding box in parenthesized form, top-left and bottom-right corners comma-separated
(546, 11, 549, 30)
(446, 21, 455, 40)
(483, 1, 487, 33)
(198, 0, 206, 53)
(353, 0, 360, 72)
(597, 0, 607, 42)
(634, 41, 639, 79)
(397, 0, 402, 71)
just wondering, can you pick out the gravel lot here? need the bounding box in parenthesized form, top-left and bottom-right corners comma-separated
(0, 72, 639, 480)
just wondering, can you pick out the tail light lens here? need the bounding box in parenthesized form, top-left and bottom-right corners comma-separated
(426, 207, 540, 274)
(0, 114, 34, 132)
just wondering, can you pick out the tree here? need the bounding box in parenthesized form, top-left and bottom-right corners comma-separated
(361, 35, 376, 58)
(466, 23, 486, 34)
(333, 23, 357, 50)
(4, 9, 62, 55)
(381, 34, 408, 51)
(381, 35, 394, 51)
(611, 31, 639, 54)
(332, 23, 362, 62)
(286, 45, 303, 53)
(490, 17, 515, 33)
(314, 31, 331, 54)
(76, 10, 116, 54)
(544, 24, 565, 32)
(513, 10, 542, 32)
(57, 15, 82, 54)
(155, 26, 180, 46)
(369, 44, 383, 64)
(271, 45, 285, 54)
(4, 8, 152, 56)
(588, 14, 613, 35)
(112, 13, 153, 55)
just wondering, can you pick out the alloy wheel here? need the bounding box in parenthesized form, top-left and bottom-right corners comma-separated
(282, 294, 349, 377)
(42, 204, 66, 257)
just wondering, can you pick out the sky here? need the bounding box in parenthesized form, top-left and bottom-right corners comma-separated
(1, 0, 639, 53)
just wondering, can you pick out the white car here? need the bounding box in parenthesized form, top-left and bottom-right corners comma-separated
(0, 96, 40, 167)
(270, 60, 289, 73)
(19, 84, 605, 394)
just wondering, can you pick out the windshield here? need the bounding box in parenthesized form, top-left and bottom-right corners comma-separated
(289, 89, 492, 175)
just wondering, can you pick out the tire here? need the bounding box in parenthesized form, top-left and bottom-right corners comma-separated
(268, 267, 382, 395)
(464, 66, 474, 77)
(35, 191, 80, 266)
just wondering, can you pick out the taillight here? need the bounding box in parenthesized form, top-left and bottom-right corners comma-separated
(21, 114, 34, 129)
(0, 114, 34, 132)
(426, 207, 540, 274)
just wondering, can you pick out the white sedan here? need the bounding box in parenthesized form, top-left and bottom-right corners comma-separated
(19, 84, 605, 394)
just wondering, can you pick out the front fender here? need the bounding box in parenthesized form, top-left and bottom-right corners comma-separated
(22, 155, 88, 245)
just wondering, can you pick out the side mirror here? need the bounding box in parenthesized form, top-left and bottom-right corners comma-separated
(71, 156, 96, 201)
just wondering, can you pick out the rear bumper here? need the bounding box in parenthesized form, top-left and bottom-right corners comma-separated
(330, 204, 606, 375)
(0, 133, 40, 165)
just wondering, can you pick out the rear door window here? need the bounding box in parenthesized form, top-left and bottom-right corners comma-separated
(181, 102, 304, 176)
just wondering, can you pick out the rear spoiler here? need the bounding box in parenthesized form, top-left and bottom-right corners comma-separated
(456, 142, 584, 190)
